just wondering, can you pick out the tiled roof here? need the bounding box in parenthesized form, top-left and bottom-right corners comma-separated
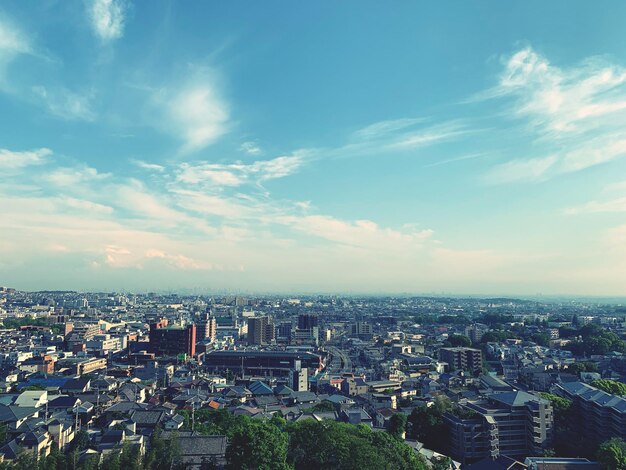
(559, 381, 626, 413)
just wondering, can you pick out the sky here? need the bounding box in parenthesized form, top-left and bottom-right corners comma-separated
(2, 1, 626, 295)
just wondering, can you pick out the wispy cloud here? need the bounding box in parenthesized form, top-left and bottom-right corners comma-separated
(32, 86, 96, 121)
(240, 141, 262, 156)
(0, 148, 51, 170)
(45, 164, 110, 186)
(132, 160, 165, 172)
(566, 196, 626, 215)
(0, 15, 30, 56)
(351, 117, 427, 141)
(0, 14, 32, 84)
(480, 47, 626, 134)
(484, 155, 557, 184)
(481, 47, 626, 183)
(424, 153, 486, 168)
(343, 118, 469, 156)
(88, 0, 126, 42)
(175, 152, 306, 188)
(278, 214, 433, 251)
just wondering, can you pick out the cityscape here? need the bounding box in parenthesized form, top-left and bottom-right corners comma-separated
(3, 1, 626, 469)
(0, 288, 623, 469)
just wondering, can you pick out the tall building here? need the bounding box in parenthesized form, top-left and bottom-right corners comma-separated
(293, 314, 320, 345)
(197, 314, 217, 342)
(556, 381, 626, 451)
(439, 347, 483, 374)
(247, 316, 275, 345)
(464, 323, 489, 343)
(297, 314, 318, 330)
(349, 321, 373, 340)
(65, 322, 101, 351)
(289, 360, 309, 391)
(444, 391, 553, 464)
(149, 319, 196, 357)
(276, 321, 293, 342)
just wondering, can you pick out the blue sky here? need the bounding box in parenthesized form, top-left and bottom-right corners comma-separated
(2, 1, 626, 295)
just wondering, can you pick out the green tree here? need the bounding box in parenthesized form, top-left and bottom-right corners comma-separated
(592, 379, 626, 396)
(12, 451, 37, 470)
(144, 429, 182, 470)
(119, 442, 141, 470)
(598, 437, 626, 470)
(431, 456, 453, 470)
(446, 335, 471, 347)
(530, 333, 550, 347)
(310, 401, 335, 413)
(226, 417, 290, 470)
(407, 400, 451, 453)
(71, 430, 90, 452)
(287, 420, 426, 470)
(387, 413, 407, 440)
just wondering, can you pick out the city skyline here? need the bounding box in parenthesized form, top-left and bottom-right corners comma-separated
(2, 1, 626, 295)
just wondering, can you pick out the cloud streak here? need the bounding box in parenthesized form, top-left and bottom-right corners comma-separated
(32, 86, 96, 121)
(88, 0, 126, 42)
(480, 47, 626, 183)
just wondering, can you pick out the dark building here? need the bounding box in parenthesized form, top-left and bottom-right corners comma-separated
(204, 350, 322, 377)
(556, 381, 626, 452)
(247, 316, 275, 345)
(297, 314, 319, 330)
(440, 347, 483, 374)
(276, 321, 293, 342)
(149, 319, 196, 357)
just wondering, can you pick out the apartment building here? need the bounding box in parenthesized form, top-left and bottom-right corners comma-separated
(556, 381, 626, 449)
(444, 391, 553, 464)
(440, 347, 483, 374)
(247, 316, 275, 345)
(149, 319, 196, 357)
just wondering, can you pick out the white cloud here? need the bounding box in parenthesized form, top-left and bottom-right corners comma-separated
(144, 249, 205, 270)
(352, 118, 426, 140)
(566, 196, 626, 215)
(177, 164, 243, 187)
(59, 196, 114, 214)
(171, 189, 256, 219)
(115, 180, 189, 223)
(494, 47, 626, 134)
(482, 47, 626, 182)
(0, 15, 32, 84)
(88, 0, 126, 42)
(0, 148, 51, 170)
(560, 136, 626, 173)
(45, 165, 110, 186)
(176, 153, 305, 188)
(165, 82, 229, 153)
(132, 160, 165, 172)
(279, 214, 433, 251)
(32, 86, 96, 121)
(251, 155, 304, 181)
(342, 119, 469, 157)
(240, 141, 262, 155)
(0, 16, 30, 56)
(388, 121, 469, 149)
(485, 155, 557, 184)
